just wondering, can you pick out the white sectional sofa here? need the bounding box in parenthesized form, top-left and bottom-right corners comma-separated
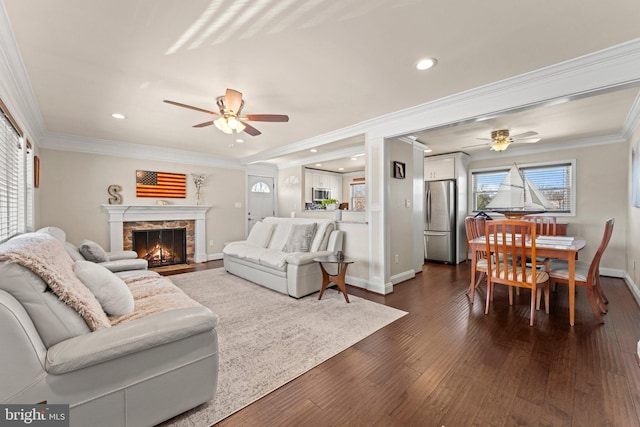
(223, 217, 344, 298)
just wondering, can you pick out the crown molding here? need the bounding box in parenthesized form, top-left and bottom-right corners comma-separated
(468, 134, 626, 161)
(244, 37, 640, 164)
(246, 163, 278, 177)
(622, 90, 640, 139)
(0, 2, 46, 141)
(40, 132, 245, 170)
(274, 145, 365, 170)
(240, 129, 367, 165)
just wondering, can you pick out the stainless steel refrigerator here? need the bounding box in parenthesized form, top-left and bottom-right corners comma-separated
(424, 180, 456, 263)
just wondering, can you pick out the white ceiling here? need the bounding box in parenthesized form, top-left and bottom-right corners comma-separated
(3, 0, 640, 168)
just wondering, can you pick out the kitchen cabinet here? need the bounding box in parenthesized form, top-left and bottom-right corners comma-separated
(329, 174, 342, 202)
(304, 169, 343, 205)
(312, 173, 328, 189)
(424, 156, 455, 181)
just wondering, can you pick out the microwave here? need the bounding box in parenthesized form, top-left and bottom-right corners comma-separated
(313, 188, 331, 201)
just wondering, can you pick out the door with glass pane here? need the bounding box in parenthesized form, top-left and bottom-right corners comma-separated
(248, 176, 274, 233)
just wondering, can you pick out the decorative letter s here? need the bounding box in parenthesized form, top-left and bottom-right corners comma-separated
(108, 184, 123, 204)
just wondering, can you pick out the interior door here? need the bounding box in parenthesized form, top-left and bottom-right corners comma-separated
(248, 176, 275, 233)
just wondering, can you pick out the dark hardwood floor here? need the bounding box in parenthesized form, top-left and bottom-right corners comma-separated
(162, 261, 640, 426)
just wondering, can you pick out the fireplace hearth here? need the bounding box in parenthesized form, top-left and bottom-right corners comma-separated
(132, 228, 187, 267)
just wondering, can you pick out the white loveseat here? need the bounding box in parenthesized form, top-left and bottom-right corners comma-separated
(223, 217, 344, 298)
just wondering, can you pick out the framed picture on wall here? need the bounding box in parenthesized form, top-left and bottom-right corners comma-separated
(393, 161, 405, 179)
(34, 155, 40, 188)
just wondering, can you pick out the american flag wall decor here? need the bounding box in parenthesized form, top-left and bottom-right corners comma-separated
(136, 170, 186, 198)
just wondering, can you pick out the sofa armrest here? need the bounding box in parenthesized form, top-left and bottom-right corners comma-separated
(99, 258, 148, 272)
(286, 251, 332, 266)
(107, 250, 139, 261)
(326, 230, 344, 252)
(45, 306, 218, 374)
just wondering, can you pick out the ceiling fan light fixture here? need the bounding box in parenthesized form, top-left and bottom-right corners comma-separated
(227, 116, 240, 129)
(214, 117, 233, 134)
(491, 141, 510, 152)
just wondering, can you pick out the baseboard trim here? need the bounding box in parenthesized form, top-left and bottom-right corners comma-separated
(390, 269, 416, 285)
(207, 253, 223, 261)
(622, 271, 640, 308)
(345, 275, 393, 295)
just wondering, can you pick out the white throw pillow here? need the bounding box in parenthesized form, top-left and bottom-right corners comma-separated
(74, 260, 135, 316)
(282, 223, 318, 253)
(79, 239, 110, 263)
(246, 222, 275, 248)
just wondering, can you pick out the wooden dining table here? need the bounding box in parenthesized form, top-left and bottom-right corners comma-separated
(468, 235, 587, 326)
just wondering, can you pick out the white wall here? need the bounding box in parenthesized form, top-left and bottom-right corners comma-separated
(38, 148, 246, 257)
(469, 141, 628, 271)
(277, 165, 303, 217)
(389, 139, 416, 279)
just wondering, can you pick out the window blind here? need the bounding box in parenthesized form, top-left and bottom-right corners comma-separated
(471, 162, 574, 213)
(0, 112, 22, 241)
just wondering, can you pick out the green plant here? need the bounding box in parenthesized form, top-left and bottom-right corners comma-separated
(320, 198, 338, 207)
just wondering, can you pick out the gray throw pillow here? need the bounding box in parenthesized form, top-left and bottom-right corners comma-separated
(74, 260, 135, 316)
(282, 223, 318, 253)
(79, 239, 109, 263)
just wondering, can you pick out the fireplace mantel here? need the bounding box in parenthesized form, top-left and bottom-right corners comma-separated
(102, 205, 210, 263)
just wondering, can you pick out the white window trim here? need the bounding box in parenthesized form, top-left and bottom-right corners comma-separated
(468, 159, 577, 217)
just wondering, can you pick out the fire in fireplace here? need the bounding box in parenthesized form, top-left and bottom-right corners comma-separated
(132, 228, 187, 268)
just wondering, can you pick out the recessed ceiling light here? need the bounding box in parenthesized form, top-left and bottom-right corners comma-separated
(315, 163, 322, 167)
(310, 148, 318, 153)
(111, 113, 126, 119)
(351, 157, 358, 161)
(338, 167, 344, 171)
(424, 148, 433, 153)
(236, 139, 244, 143)
(416, 58, 437, 71)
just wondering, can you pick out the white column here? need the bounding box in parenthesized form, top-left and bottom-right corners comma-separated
(366, 134, 393, 294)
(194, 211, 207, 263)
(106, 206, 128, 252)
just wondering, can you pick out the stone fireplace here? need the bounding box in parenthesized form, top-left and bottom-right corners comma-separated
(102, 205, 210, 263)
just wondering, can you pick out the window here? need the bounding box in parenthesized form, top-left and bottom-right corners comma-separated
(0, 99, 32, 242)
(251, 182, 271, 193)
(470, 160, 575, 215)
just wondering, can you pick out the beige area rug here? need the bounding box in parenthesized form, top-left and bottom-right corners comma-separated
(161, 268, 407, 426)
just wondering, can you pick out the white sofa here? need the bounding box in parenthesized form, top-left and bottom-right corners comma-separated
(223, 217, 344, 298)
(0, 231, 218, 427)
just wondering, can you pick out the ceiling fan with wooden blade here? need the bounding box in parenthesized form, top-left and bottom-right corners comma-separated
(164, 88, 289, 136)
(463, 129, 541, 152)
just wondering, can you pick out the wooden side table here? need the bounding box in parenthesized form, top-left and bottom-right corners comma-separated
(314, 255, 354, 303)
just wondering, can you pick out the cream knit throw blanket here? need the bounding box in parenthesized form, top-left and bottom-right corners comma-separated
(0, 233, 111, 330)
(112, 274, 202, 326)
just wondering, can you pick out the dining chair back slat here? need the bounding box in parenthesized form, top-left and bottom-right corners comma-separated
(465, 216, 488, 303)
(484, 219, 550, 326)
(523, 215, 559, 236)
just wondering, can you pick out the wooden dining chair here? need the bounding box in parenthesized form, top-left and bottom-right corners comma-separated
(545, 218, 614, 323)
(523, 215, 559, 236)
(485, 220, 550, 326)
(465, 216, 490, 303)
